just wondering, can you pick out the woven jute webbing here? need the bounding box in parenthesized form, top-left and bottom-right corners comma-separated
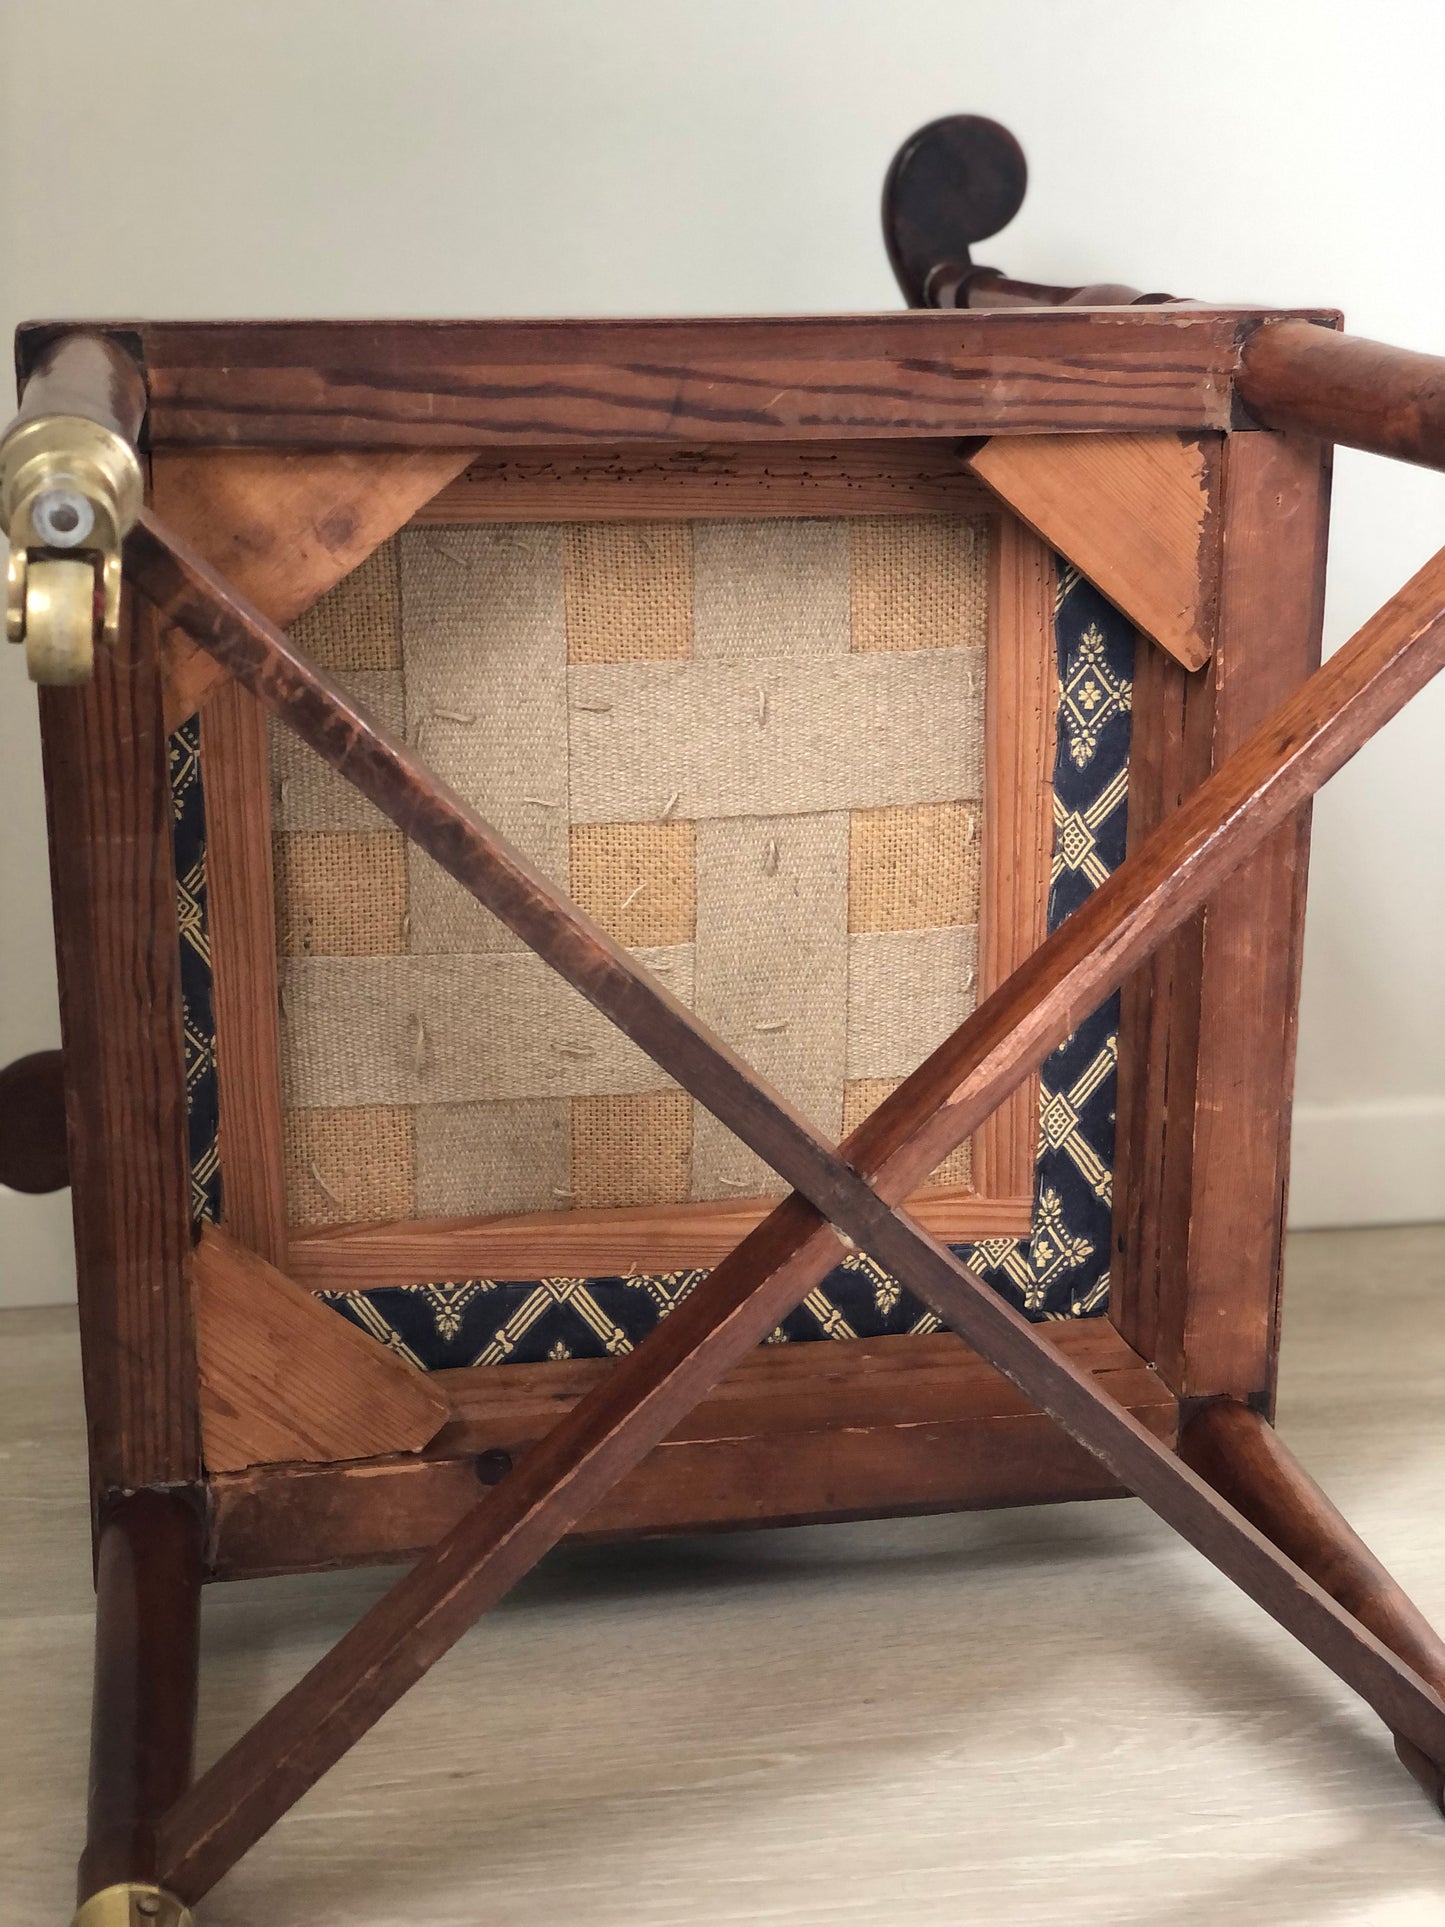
(275, 515, 989, 1226)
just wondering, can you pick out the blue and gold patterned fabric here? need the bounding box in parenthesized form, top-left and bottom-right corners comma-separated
(170, 716, 222, 1227)
(169, 563, 1133, 1367)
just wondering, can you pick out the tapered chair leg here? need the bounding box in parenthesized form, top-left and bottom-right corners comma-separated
(1180, 1399, 1445, 1815)
(74, 1490, 205, 1925)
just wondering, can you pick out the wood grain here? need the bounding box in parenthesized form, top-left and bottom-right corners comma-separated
(190, 1224, 446, 1473)
(427, 1317, 1154, 1451)
(1181, 1399, 1445, 1805)
(37, 591, 200, 1491)
(414, 440, 996, 522)
(126, 495, 1445, 1408)
(123, 499, 1445, 1351)
(284, 1187, 1032, 1292)
(1110, 630, 1195, 1376)
(8, 329, 146, 442)
(209, 1324, 1176, 1577)
(134, 513, 1445, 1897)
(974, 514, 1054, 1198)
(225, 453, 1031, 1269)
(1181, 1399, 1445, 1694)
(20, 311, 1266, 449)
(198, 681, 289, 1269)
(9, 1228, 1445, 1925)
(153, 448, 470, 728)
(969, 431, 1222, 669)
(1239, 317, 1445, 472)
(79, 1491, 203, 1900)
(1111, 434, 1331, 1402)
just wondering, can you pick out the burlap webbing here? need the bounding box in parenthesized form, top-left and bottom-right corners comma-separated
(276, 514, 991, 1222)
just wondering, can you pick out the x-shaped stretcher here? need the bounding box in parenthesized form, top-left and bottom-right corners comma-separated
(7, 131, 1445, 1911)
(110, 503, 1445, 1900)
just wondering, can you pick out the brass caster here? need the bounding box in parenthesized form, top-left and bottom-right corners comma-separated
(19, 556, 97, 684)
(71, 1884, 194, 1927)
(0, 411, 141, 686)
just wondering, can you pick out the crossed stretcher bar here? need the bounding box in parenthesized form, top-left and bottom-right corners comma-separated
(120, 507, 1445, 1902)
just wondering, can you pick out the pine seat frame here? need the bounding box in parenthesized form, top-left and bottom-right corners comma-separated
(12, 290, 1445, 1918)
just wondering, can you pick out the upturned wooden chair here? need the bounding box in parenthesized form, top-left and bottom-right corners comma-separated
(4, 115, 1445, 1927)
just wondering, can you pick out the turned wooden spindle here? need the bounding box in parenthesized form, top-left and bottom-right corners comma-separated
(8, 331, 148, 447)
(1236, 319, 1445, 473)
(882, 113, 1445, 473)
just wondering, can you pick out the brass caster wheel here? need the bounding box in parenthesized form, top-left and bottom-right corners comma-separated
(0, 405, 141, 686)
(20, 556, 97, 684)
(71, 1884, 194, 1927)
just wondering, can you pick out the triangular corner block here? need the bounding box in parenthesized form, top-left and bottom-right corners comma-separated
(969, 432, 1222, 670)
(191, 1222, 448, 1473)
(156, 447, 473, 731)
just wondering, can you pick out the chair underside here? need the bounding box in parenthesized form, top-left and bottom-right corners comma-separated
(5, 220, 1444, 1920)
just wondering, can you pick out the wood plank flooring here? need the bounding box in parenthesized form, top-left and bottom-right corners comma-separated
(3, 1225, 1443, 1924)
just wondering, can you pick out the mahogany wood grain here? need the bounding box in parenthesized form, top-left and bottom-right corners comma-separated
(198, 681, 289, 1269)
(974, 514, 1054, 1198)
(37, 590, 200, 1491)
(170, 1192, 1445, 1903)
(1181, 1400, 1445, 1810)
(0, 1048, 68, 1193)
(1239, 318, 1445, 473)
(9, 329, 146, 443)
(1110, 632, 1195, 1374)
(969, 432, 1223, 670)
(892, 277, 1445, 477)
(153, 448, 471, 729)
(414, 441, 996, 523)
(285, 1187, 1033, 1293)
(78, 1489, 203, 1901)
(1111, 434, 1330, 1403)
(18, 312, 1272, 450)
(134, 512, 1445, 1897)
(428, 1318, 1152, 1454)
(190, 1224, 446, 1473)
(208, 1325, 1176, 1578)
(127, 493, 1445, 1456)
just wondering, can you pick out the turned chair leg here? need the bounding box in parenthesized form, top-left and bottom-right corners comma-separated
(73, 1490, 204, 1927)
(1180, 1400, 1445, 1815)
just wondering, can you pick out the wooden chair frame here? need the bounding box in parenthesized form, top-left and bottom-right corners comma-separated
(8, 124, 1445, 1920)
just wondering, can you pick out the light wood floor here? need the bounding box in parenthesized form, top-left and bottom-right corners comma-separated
(4, 1225, 1445, 1926)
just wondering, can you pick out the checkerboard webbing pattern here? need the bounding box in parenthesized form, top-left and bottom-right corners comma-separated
(172, 557, 1133, 1357)
(271, 518, 989, 1227)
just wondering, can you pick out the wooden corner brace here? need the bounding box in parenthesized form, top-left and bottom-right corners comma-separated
(190, 1223, 447, 1472)
(155, 448, 473, 731)
(113, 504, 1445, 1903)
(968, 430, 1222, 670)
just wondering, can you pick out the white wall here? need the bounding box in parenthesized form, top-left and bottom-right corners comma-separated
(1, 0, 1441, 1305)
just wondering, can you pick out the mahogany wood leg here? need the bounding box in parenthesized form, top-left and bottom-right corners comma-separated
(1180, 1400, 1445, 1816)
(77, 1489, 205, 1922)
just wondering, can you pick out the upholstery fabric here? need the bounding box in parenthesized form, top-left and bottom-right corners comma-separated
(169, 549, 1134, 1365)
(170, 717, 221, 1226)
(273, 517, 987, 1220)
